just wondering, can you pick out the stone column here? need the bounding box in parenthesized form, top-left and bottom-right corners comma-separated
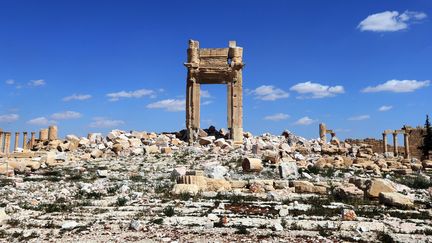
(382, 133, 388, 153)
(4, 132, 11, 154)
(185, 40, 200, 142)
(48, 125, 58, 140)
(22, 132, 28, 150)
(0, 130, 3, 153)
(392, 132, 398, 156)
(319, 123, 327, 143)
(229, 45, 243, 143)
(30, 132, 36, 149)
(14, 132, 19, 152)
(404, 133, 410, 159)
(227, 83, 232, 131)
(39, 129, 48, 141)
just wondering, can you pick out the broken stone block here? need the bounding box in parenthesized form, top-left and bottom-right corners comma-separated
(333, 184, 364, 199)
(171, 184, 200, 195)
(242, 157, 263, 172)
(379, 192, 414, 209)
(341, 209, 357, 221)
(206, 179, 231, 192)
(279, 162, 299, 179)
(161, 147, 172, 154)
(229, 180, 248, 189)
(262, 150, 280, 164)
(90, 149, 103, 159)
(199, 136, 215, 146)
(366, 179, 396, 198)
(144, 145, 159, 154)
(293, 181, 325, 194)
(204, 165, 228, 179)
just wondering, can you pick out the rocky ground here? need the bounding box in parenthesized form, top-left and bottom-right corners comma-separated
(0, 128, 431, 242)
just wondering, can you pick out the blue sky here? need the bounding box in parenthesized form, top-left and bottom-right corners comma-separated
(0, 0, 431, 139)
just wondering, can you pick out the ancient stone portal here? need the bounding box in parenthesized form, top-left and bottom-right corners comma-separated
(185, 40, 244, 143)
(382, 126, 411, 159)
(319, 123, 336, 143)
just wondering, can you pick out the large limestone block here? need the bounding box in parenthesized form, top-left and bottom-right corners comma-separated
(379, 192, 414, 209)
(144, 145, 159, 154)
(333, 184, 364, 199)
(177, 175, 207, 190)
(293, 181, 326, 194)
(367, 179, 396, 198)
(171, 184, 200, 195)
(199, 136, 215, 146)
(90, 149, 103, 159)
(206, 179, 232, 192)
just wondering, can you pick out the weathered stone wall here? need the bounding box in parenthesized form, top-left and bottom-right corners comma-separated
(345, 127, 426, 159)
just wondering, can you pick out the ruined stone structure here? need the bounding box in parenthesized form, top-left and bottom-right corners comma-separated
(346, 125, 426, 159)
(319, 123, 336, 143)
(185, 40, 244, 143)
(0, 126, 54, 155)
(382, 125, 412, 159)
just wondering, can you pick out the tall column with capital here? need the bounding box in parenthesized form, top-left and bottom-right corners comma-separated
(393, 132, 398, 156)
(404, 133, 410, 159)
(14, 132, 19, 152)
(382, 133, 388, 153)
(22, 132, 28, 151)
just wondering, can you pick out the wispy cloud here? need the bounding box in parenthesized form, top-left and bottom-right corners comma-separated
(290, 81, 344, 99)
(107, 89, 155, 101)
(348, 115, 370, 121)
(250, 85, 289, 101)
(294, 116, 316, 125)
(264, 113, 290, 121)
(89, 117, 125, 128)
(200, 90, 211, 98)
(378, 105, 393, 112)
(5, 79, 15, 85)
(358, 10, 427, 32)
(62, 94, 92, 101)
(0, 114, 19, 123)
(27, 117, 56, 126)
(362, 80, 430, 93)
(51, 111, 82, 120)
(146, 99, 185, 112)
(28, 79, 46, 87)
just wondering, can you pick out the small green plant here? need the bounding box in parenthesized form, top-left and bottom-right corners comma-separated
(377, 231, 394, 243)
(163, 206, 175, 217)
(152, 218, 164, 224)
(116, 197, 128, 206)
(235, 225, 250, 235)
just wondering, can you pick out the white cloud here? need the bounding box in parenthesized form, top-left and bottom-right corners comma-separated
(27, 117, 56, 126)
(0, 114, 19, 123)
(358, 10, 427, 32)
(378, 105, 393, 112)
(362, 79, 430, 93)
(5, 79, 15, 85)
(264, 113, 290, 121)
(62, 94, 92, 101)
(200, 90, 211, 98)
(290, 81, 345, 98)
(146, 99, 185, 112)
(250, 85, 289, 101)
(348, 115, 370, 121)
(294, 116, 315, 125)
(89, 117, 124, 128)
(50, 111, 82, 120)
(28, 79, 46, 87)
(107, 89, 155, 101)
(202, 100, 213, 105)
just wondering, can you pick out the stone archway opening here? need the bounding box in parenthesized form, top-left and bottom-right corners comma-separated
(184, 40, 244, 144)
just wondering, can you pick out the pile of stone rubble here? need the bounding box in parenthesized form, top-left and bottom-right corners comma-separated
(0, 127, 431, 242)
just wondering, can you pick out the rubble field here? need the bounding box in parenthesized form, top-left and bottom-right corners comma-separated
(0, 128, 431, 242)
